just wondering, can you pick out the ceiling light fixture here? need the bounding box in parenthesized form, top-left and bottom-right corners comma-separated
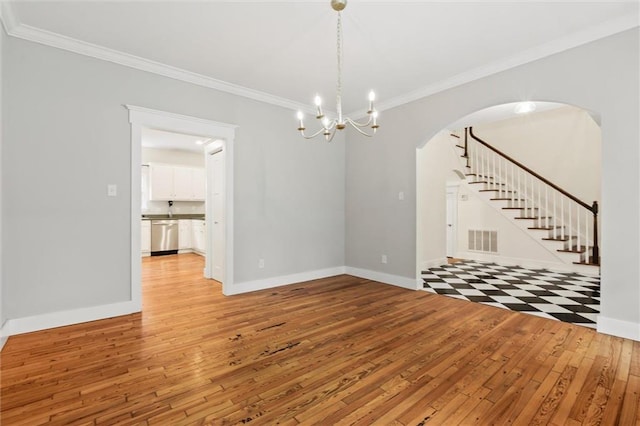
(296, 0, 379, 142)
(514, 101, 536, 114)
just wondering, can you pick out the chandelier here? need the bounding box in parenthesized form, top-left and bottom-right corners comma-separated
(296, 0, 379, 142)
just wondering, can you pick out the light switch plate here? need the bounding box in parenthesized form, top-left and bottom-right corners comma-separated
(107, 184, 117, 197)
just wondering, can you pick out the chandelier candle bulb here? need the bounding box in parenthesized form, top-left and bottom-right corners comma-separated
(368, 91, 376, 113)
(314, 95, 324, 118)
(296, 111, 305, 131)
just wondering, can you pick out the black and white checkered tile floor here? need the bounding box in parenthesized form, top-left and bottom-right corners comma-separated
(421, 260, 600, 329)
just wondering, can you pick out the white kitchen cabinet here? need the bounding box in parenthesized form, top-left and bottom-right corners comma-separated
(178, 219, 192, 251)
(141, 220, 151, 256)
(191, 168, 206, 201)
(148, 165, 174, 200)
(148, 164, 205, 201)
(172, 167, 193, 200)
(191, 219, 206, 255)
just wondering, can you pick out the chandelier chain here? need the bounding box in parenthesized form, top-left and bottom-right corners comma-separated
(336, 12, 343, 122)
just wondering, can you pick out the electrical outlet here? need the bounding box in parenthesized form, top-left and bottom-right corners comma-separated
(398, 191, 404, 201)
(381, 254, 388, 264)
(258, 259, 265, 269)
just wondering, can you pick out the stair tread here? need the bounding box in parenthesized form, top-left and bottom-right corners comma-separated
(456, 145, 465, 149)
(528, 226, 563, 230)
(479, 189, 514, 193)
(558, 247, 589, 254)
(503, 207, 539, 210)
(470, 182, 507, 186)
(542, 236, 577, 242)
(491, 198, 525, 201)
(573, 261, 600, 266)
(515, 216, 551, 219)
(450, 133, 461, 138)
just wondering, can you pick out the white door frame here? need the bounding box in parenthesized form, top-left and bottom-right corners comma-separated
(126, 105, 237, 305)
(205, 144, 224, 282)
(446, 184, 459, 258)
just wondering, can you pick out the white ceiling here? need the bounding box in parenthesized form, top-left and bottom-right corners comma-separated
(2, 0, 638, 150)
(141, 128, 211, 153)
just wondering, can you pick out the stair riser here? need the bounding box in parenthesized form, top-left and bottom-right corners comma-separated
(458, 139, 598, 271)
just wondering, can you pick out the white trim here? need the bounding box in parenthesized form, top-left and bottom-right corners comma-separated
(126, 105, 237, 296)
(0, 4, 4, 351)
(349, 13, 640, 117)
(227, 267, 347, 296)
(597, 316, 640, 342)
(0, 1, 18, 35)
(0, 319, 7, 351)
(420, 257, 448, 271)
(2, 16, 314, 114)
(345, 267, 418, 291)
(0, 3, 636, 117)
(456, 251, 600, 277)
(3, 301, 140, 337)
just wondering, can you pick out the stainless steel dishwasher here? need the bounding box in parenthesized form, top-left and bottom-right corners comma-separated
(150, 219, 179, 255)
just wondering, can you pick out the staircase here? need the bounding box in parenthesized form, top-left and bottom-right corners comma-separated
(451, 127, 600, 273)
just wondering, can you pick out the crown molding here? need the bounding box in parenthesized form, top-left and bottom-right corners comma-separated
(0, 4, 315, 115)
(0, 1, 19, 35)
(347, 12, 639, 118)
(1, 2, 637, 118)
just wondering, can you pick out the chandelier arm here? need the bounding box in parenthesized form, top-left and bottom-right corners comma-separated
(347, 121, 375, 138)
(300, 127, 331, 139)
(321, 119, 338, 131)
(326, 128, 338, 142)
(344, 116, 373, 128)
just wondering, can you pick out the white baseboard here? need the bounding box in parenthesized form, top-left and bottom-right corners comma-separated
(226, 266, 347, 296)
(419, 258, 448, 271)
(597, 316, 640, 341)
(345, 267, 418, 290)
(456, 251, 599, 276)
(0, 320, 8, 350)
(3, 300, 141, 338)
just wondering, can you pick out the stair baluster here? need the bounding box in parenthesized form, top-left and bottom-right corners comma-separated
(458, 127, 600, 267)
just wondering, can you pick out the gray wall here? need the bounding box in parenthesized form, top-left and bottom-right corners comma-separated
(2, 36, 345, 319)
(3, 23, 638, 332)
(346, 29, 640, 326)
(0, 28, 5, 327)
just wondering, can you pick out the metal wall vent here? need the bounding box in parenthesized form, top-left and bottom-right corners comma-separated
(468, 230, 498, 253)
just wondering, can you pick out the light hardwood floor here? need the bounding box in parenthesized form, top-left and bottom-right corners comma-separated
(1, 254, 639, 425)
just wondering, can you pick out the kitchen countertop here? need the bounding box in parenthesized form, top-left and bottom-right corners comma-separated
(142, 214, 205, 220)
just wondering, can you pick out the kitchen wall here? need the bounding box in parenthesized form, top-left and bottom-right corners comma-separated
(141, 147, 205, 215)
(346, 28, 639, 339)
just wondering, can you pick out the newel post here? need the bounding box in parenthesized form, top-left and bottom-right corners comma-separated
(464, 127, 469, 168)
(592, 201, 599, 264)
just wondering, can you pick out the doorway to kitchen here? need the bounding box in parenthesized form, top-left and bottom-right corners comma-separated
(127, 105, 237, 309)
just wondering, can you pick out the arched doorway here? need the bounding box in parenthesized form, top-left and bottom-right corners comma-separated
(417, 101, 601, 328)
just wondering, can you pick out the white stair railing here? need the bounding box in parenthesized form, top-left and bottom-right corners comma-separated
(461, 127, 599, 265)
